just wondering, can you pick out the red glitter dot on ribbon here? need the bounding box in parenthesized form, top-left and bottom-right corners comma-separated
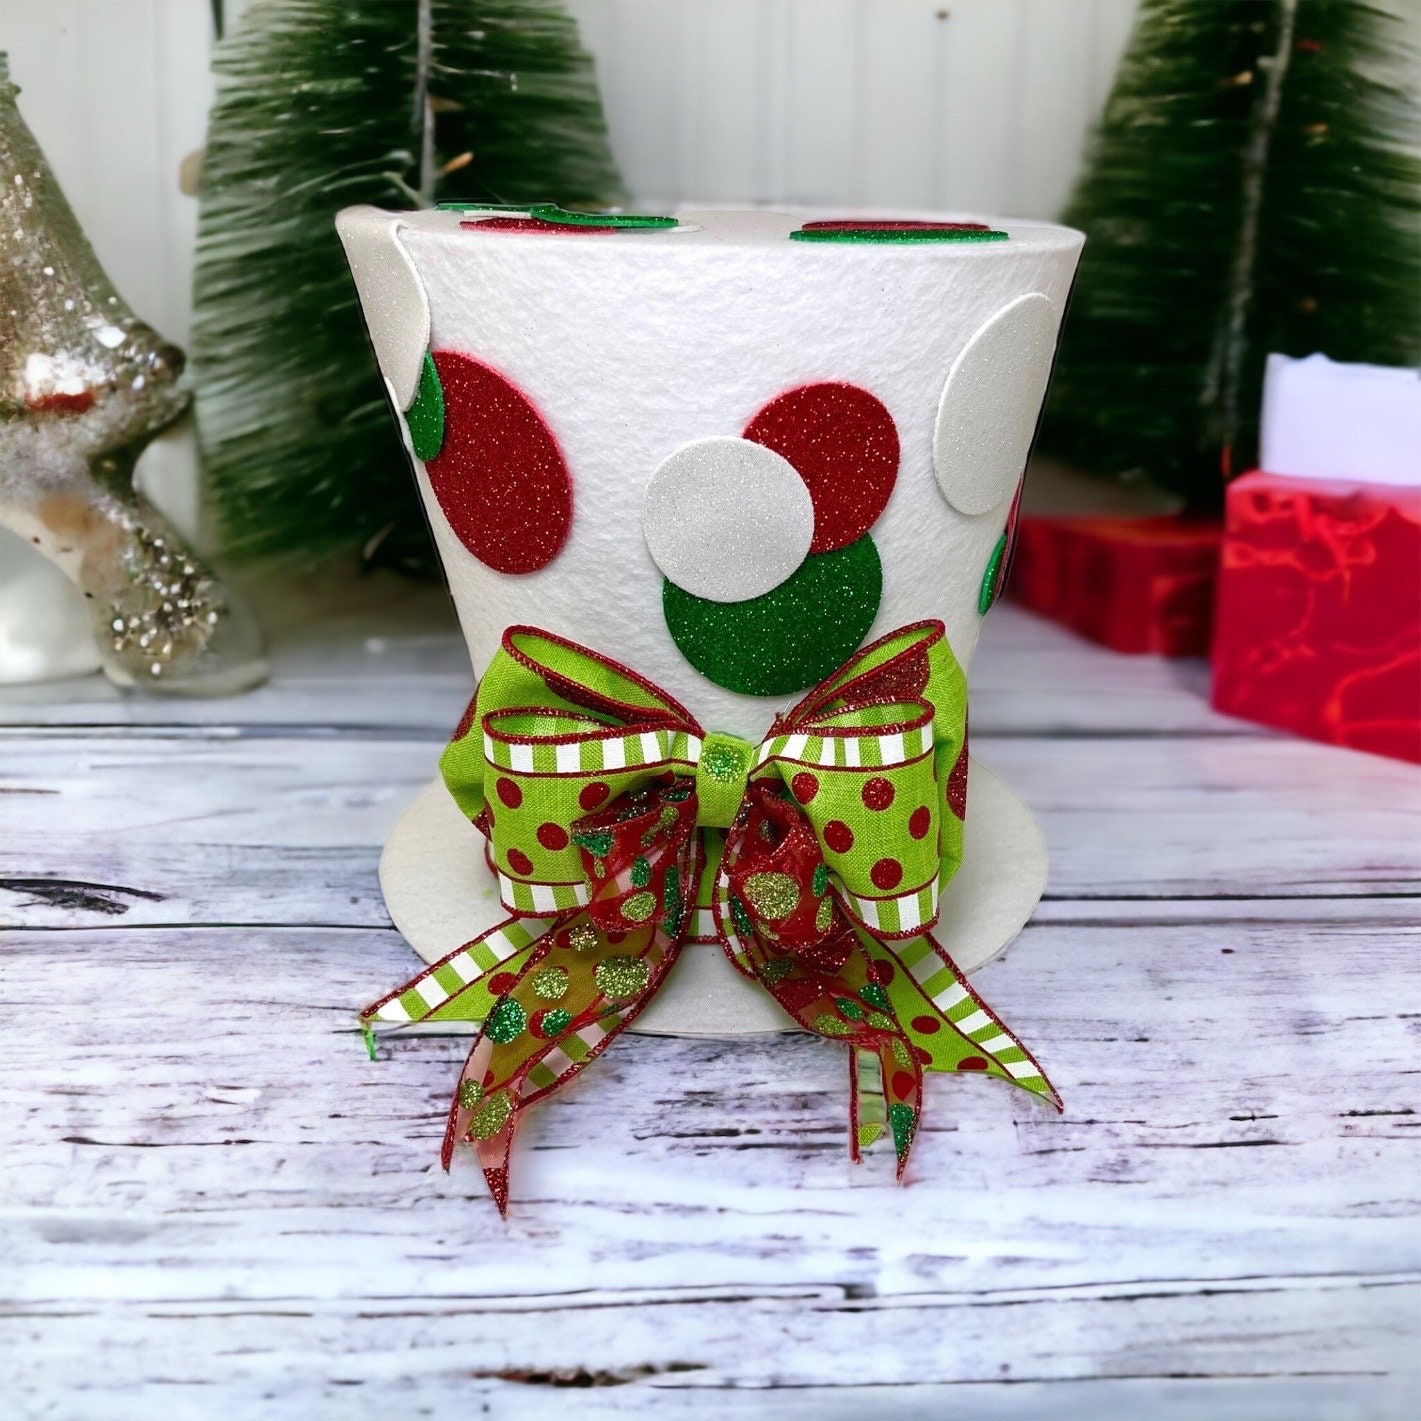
(946, 739, 969, 821)
(870, 857, 903, 891)
(870, 959, 896, 985)
(579, 781, 610, 811)
(957, 1056, 989, 1071)
(488, 973, 517, 996)
(495, 776, 522, 809)
(425, 351, 573, 574)
(536, 822, 569, 851)
(743, 382, 898, 553)
(908, 806, 932, 840)
(911, 1014, 940, 1035)
(823, 820, 855, 854)
(506, 847, 534, 876)
(891, 1071, 916, 1098)
(862, 776, 895, 811)
(791, 772, 820, 804)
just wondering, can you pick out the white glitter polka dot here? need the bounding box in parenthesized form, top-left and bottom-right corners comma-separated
(643, 436, 815, 603)
(933, 292, 1060, 516)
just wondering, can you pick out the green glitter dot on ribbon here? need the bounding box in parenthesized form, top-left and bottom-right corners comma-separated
(813, 1014, 852, 1037)
(457, 1078, 484, 1109)
(630, 855, 652, 888)
(470, 1089, 513, 1140)
(978, 532, 1008, 615)
(790, 227, 1008, 244)
(888, 1102, 917, 1161)
(621, 891, 657, 924)
(664, 537, 882, 697)
(485, 997, 527, 1044)
(660, 871, 683, 935)
(891, 1037, 912, 1069)
(811, 863, 829, 898)
(573, 829, 614, 857)
(867, 1010, 896, 1032)
(530, 966, 569, 1001)
(742, 871, 800, 921)
(860, 983, 890, 1012)
(567, 921, 599, 953)
(405, 350, 444, 461)
(835, 996, 864, 1021)
(595, 954, 650, 999)
(540, 1007, 572, 1036)
(729, 895, 754, 939)
(762, 955, 794, 986)
(529, 203, 678, 230)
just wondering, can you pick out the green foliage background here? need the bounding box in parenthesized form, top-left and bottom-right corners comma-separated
(193, 0, 623, 574)
(1041, 0, 1420, 507)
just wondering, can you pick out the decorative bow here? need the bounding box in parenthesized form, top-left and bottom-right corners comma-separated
(361, 621, 1059, 1211)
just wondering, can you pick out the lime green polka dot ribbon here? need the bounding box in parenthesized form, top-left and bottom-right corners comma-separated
(361, 621, 1060, 1213)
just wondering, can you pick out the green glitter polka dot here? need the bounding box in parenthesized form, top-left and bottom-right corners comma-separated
(813, 1014, 852, 1037)
(530, 966, 569, 1001)
(530, 203, 677, 229)
(811, 863, 829, 898)
(979, 533, 1007, 615)
(470, 1089, 513, 1140)
(405, 351, 444, 461)
(835, 996, 864, 1021)
(664, 537, 882, 696)
(860, 983, 890, 1012)
(729, 895, 754, 939)
(595, 954, 650, 999)
(791, 227, 1008, 245)
(572, 829, 614, 857)
(630, 855, 652, 888)
(436, 201, 537, 212)
(888, 1101, 917, 1161)
(485, 997, 527, 1044)
(621, 890, 657, 924)
(660, 872, 683, 935)
(814, 897, 833, 934)
(867, 1011, 895, 1032)
(742, 871, 800, 921)
(762, 955, 794, 986)
(567, 921, 599, 953)
(457, 1078, 484, 1109)
(891, 1037, 912, 1069)
(539, 1007, 572, 1036)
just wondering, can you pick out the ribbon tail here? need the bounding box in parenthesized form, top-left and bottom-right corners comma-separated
(879, 1040, 923, 1179)
(878, 931, 1062, 1112)
(850, 1046, 885, 1161)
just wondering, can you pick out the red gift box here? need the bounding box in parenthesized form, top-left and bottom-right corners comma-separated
(1008, 513, 1222, 656)
(1210, 470, 1421, 763)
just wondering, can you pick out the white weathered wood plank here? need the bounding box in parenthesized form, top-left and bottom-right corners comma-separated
(3, 726, 1415, 933)
(0, 603, 1262, 736)
(2, 915, 1417, 1411)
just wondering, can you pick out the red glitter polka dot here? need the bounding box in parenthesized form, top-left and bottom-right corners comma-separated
(743, 382, 898, 553)
(823, 820, 855, 854)
(869, 959, 895, 984)
(506, 847, 534, 876)
(425, 351, 573, 574)
(908, 806, 932, 840)
(536, 822, 569, 851)
(912, 1045, 933, 1065)
(791, 772, 820, 804)
(946, 739, 969, 821)
(911, 1014, 940, 1035)
(495, 776, 522, 809)
(891, 1071, 916, 1099)
(461, 217, 616, 235)
(870, 857, 903, 891)
(579, 782, 610, 811)
(861, 776, 895, 811)
(957, 1056, 989, 1072)
(488, 973, 517, 996)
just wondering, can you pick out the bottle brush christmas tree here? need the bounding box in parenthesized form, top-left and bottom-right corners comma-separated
(1040, 0, 1420, 510)
(193, 0, 623, 575)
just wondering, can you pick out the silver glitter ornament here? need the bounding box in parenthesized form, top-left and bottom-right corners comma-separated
(0, 56, 265, 694)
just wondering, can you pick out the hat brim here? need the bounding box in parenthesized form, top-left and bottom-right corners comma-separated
(378, 760, 1046, 1037)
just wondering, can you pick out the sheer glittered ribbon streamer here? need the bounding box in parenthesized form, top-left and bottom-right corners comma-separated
(361, 621, 1060, 1211)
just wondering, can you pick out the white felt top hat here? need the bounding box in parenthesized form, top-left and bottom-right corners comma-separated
(338, 203, 1083, 1036)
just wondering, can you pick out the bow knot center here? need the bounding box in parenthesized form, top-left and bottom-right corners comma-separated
(695, 731, 755, 828)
